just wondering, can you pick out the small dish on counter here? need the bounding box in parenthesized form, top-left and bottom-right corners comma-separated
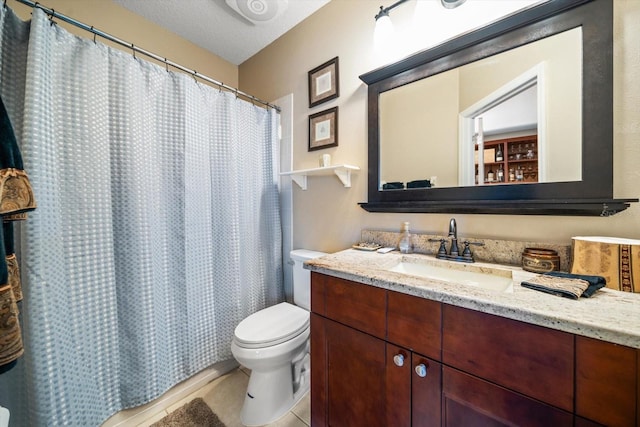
(352, 242, 382, 251)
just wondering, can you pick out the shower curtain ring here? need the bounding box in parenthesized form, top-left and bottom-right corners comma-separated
(3, 0, 7, 10)
(49, 9, 56, 25)
(131, 43, 136, 59)
(218, 83, 223, 93)
(235, 89, 239, 99)
(164, 58, 169, 72)
(91, 27, 96, 44)
(192, 71, 198, 83)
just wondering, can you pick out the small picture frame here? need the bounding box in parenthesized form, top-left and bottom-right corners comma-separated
(309, 107, 338, 152)
(308, 57, 339, 108)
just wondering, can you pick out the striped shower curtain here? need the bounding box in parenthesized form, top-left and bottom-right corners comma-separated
(0, 6, 283, 426)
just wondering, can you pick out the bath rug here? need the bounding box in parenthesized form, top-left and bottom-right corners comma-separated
(151, 397, 226, 427)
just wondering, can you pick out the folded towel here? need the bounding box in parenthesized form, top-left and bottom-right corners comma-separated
(407, 179, 431, 189)
(382, 182, 404, 190)
(543, 271, 606, 297)
(521, 272, 606, 299)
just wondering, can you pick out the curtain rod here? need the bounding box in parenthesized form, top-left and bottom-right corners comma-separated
(11, 0, 281, 112)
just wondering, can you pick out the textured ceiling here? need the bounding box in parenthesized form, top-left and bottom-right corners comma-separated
(113, 0, 331, 65)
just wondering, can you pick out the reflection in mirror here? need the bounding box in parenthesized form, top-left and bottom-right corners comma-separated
(379, 27, 582, 190)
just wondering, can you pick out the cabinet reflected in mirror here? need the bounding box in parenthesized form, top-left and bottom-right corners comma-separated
(379, 27, 581, 190)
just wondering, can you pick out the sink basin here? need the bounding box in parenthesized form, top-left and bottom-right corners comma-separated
(388, 259, 515, 292)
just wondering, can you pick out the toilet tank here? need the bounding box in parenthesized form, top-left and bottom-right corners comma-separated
(290, 249, 327, 310)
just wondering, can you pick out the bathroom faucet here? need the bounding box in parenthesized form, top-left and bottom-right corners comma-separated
(429, 217, 484, 263)
(448, 218, 459, 256)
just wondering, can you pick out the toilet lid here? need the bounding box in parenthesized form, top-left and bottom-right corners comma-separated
(234, 302, 309, 349)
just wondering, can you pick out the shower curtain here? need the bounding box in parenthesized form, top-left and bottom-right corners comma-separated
(0, 6, 283, 426)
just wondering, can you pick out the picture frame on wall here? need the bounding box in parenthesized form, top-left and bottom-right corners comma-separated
(308, 57, 339, 108)
(309, 107, 338, 151)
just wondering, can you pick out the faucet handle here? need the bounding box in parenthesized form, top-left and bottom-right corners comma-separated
(429, 238, 447, 256)
(462, 241, 484, 259)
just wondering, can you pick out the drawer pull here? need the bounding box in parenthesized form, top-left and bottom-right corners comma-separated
(415, 363, 428, 377)
(393, 354, 405, 367)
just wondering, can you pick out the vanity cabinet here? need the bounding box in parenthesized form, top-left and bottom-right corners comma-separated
(310, 273, 441, 427)
(310, 272, 639, 426)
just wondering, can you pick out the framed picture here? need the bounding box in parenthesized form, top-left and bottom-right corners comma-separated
(308, 57, 339, 108)
(309, 107, 338, 151)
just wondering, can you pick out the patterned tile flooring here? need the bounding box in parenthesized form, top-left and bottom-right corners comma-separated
(102, 367, 310, 427)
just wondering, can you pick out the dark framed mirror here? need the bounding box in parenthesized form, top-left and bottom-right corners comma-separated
(359, 0, 636, 216)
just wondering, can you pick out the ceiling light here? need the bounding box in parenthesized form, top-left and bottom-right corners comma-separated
(225, 0, 288, 25)
(440, 0, 468, 9)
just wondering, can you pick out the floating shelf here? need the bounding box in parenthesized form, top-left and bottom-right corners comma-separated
(280, 164, 360, 190)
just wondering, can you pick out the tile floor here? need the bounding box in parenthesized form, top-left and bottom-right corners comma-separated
(104, 367, 310, 427)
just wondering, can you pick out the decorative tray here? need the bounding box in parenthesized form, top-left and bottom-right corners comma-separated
(352, 242, 382, 251)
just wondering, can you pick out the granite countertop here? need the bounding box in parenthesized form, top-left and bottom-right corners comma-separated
(305, 249, 640, 349)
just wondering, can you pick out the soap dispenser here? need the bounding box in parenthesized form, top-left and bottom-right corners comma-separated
(398, 222, 413, 254)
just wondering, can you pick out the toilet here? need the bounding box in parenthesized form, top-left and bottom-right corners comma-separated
(231, 249, 327, 426)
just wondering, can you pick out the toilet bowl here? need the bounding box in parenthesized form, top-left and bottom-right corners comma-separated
(231, 249, 326, 426)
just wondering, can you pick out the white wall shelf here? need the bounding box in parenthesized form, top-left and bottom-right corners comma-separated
(280, 164, 360, 190)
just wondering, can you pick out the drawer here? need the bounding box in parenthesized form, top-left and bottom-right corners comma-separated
(312, 272, 386, 339)
(387, 290, 441, 360)
(443, 366, 573, 426)
(443, 304, 574, 411)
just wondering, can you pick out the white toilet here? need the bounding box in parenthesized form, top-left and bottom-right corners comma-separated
(231, 249, 326, 426)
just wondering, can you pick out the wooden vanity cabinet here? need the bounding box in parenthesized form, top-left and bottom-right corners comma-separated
(310, 273, 442, 427)
(311, 273, 638, 426)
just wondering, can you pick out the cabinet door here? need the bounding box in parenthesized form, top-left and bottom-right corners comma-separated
(311, 315, 388, 427)
(412, 353, 442, 427)
(442, 367, 573, 427)
(385, 344, 443, 427)
(386, 343, 411, 427)
(575, 336, 638, 427)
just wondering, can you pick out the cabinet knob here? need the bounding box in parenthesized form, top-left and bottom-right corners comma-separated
(414, 363, 428, 377)
(393, 354, 405, 367)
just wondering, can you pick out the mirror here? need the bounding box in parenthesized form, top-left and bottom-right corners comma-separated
(360, 0, 636, 215)
(379, 27, 582, 189)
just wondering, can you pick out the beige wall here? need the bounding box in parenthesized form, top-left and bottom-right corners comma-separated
(380, 69, 459, 187)
(7, 0, 238, 87)
(240, 0, 640, 253)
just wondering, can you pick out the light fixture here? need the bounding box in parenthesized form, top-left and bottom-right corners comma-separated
(374, 0, 467, 23)
(374, 0, 410, 23)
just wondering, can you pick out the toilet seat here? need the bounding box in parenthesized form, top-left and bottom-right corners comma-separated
(234, 302, 309, 349)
